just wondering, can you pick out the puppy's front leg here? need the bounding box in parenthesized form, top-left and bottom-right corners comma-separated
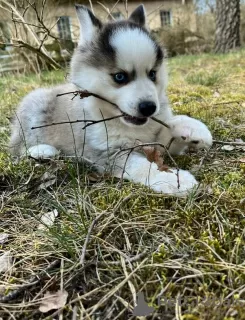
(158, 115, 213, 155)
(112, 152, 198, 197)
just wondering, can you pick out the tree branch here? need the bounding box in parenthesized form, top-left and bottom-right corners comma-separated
(31, 115, 124, 130)
(213, 140, 245, 146)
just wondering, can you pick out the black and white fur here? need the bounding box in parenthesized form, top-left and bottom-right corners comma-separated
(9, 5, 212, 197)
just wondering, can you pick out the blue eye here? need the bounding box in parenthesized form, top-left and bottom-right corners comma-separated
(149, 70, 156, 82)
(113, 72, 128, 84)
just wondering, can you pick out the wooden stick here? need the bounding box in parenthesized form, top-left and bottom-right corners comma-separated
(31, 115, 123, 130)
(213, 140, 245, 146)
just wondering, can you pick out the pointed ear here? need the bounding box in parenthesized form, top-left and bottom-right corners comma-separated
(128, 5, 146, 27)
(75, 4, 102, 45)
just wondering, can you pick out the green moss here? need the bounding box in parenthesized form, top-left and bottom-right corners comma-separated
(186, 70, 226, 87)
(0, 51, 245, 319)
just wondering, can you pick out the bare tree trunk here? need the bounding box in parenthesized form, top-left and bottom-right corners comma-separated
(215, 0, 240, 53)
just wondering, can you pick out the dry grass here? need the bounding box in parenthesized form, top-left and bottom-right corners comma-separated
(0, 50, 245, 320)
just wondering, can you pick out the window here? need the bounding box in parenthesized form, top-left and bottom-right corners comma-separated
(57, 16, 72, 40)
(111, 12, 124, 20)
(160, 10, 172, 26)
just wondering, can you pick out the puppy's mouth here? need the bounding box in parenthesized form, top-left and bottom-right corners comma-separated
(121, 111, 148, 126)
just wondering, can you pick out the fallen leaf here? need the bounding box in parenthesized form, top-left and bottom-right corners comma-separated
(0, 126, 8, 133)
(239, 158, 245, 163)
(221, 145, 235, 151)
(38, 179, 56, 190)
(0, 233, 8, 244)
(38, 209, 59, 230)
(213, 91, 221, 98)
(142, 146, 172, 172)
(37, 172, 56, 190)
(39, 290, 68, 313)
(87, 172, 103, 182)
(0, 251, 13, 273)
(142, 146, 156, 163)
(212, 160, 221, 165)
(87, 172, 111, 183)
(235, 138, 244, 143)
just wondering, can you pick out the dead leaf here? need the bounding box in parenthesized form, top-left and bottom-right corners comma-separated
(212, 160, 221, 165)
(142, 146, 156, 163)
(87, 172, 103, 182)
(37, 172, 56, 190)
(38, 179, 56, 190)
(87, 172, 111, 183)
(0, 233, 8, 244)
(0, 251, 13, 273)
(235, 138, 244, 143)
(38, 209, 58, 230)
(213, 91, 221, 98)
(0, 126, 8, 133)
(39, 290, 68, 313)
(142, 146, 172, 172)
(239, 158, 245, 163)
(221, 145, 235, 151)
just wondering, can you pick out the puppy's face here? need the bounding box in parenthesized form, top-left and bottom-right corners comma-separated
(71, 5, 168, 126)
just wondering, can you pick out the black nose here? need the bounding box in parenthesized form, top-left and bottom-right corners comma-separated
(138, 101, 156, 117)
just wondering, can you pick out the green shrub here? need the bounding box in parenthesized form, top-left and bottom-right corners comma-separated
(152, 25, 212, 57)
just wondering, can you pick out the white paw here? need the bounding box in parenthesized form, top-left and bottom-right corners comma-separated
(149, 168, 198, 197)
(25, 144, 60, 159)
(168, 115, 213, 149)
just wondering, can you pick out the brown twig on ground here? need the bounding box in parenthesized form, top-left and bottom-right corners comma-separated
(108, 250, 148, 265)
(80, 212, 107, 266)
(213, 140, 245, 146)
(213, 101, 241, 106)
(0, 259, 60, 303)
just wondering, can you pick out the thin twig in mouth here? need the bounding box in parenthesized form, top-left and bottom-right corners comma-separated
(57, 90, 245, 147)
(151, 116, 170, 129)
(32, 89, 171, 130)
(31, 115, 123, 130)
(57, 90, 118, 107)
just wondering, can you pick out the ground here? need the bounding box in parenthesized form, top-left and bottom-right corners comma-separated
(0, 50, 245, 320)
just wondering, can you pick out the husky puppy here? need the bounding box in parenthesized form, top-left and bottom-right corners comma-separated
(9, 4, 212, 197)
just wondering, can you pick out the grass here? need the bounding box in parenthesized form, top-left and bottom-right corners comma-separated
(0, 50, 245, 320)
